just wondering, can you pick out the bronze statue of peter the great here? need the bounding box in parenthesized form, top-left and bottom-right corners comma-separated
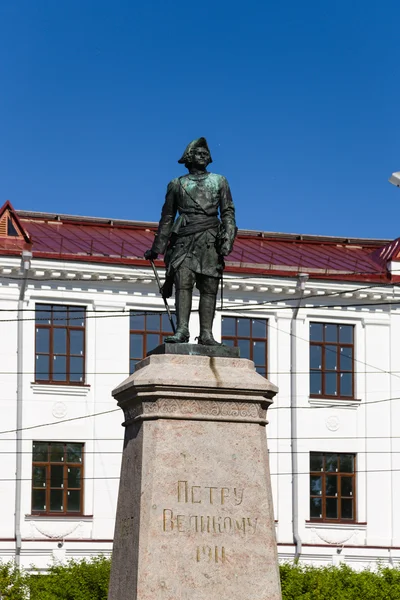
(144, 137, 237, 346)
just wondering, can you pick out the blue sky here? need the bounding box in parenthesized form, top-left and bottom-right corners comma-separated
(1, 0, 400, 239)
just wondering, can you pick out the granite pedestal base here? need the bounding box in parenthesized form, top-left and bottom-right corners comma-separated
(108, 354, 282, 600)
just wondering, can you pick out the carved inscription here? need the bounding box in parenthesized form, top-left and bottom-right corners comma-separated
(196, 545, 226, 563)
(163, 510, 257, 535)
(161, 481, 259, 563)
(177, 481, 244, 505)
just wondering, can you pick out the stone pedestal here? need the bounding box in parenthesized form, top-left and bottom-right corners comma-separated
(108, 353, 282, 600)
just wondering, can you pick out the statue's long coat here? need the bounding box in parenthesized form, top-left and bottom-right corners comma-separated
(151, 172, 237, 279)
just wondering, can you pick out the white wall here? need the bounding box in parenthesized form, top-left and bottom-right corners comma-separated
(0, 256, 399, 569)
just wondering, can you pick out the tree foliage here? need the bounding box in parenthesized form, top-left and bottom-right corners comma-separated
(1, 557, 400, 599)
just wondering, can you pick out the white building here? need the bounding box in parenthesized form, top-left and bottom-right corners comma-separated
(1, 200, 400, 571)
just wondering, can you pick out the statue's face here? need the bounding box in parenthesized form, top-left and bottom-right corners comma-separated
(190, 147, 210, 169)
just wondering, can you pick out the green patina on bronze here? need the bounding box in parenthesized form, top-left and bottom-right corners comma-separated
(145, 138, 237, 346)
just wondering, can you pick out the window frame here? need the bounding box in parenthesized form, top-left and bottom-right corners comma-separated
(309, 452, 356, 523)
(309, 322, 355, 399)
(129, 310, 175, 374)
(31, 442, 84, 517)
(35, 304, 86, 385)
(221, 315, 268, 377)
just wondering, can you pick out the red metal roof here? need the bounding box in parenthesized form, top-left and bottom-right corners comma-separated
(0, 204, 392, 282)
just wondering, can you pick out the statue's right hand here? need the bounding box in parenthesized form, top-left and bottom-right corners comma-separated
(144, 249, 158, 260)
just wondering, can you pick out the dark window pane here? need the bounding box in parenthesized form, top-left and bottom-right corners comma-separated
(69, 308, 85, 327)
(146, 313, 160, 331)
(70, 357, 84, 382)
(310, 345, 322, 370)
(222, 317, 236, 336)
(340, 455, 354, 473)
(256, 367, 266, 377)
(32, 489, 46, 511)
(340, 347, 353, 371)
(36, 328, 50, 353)
(67, 490, 81, 512)
(310, 476, 322, 495)
(325, 372, 338, 396)
(53, 306, 68, 325)
(146, 333, 160, 352)
(253, 341, 266, 366)
(325, 345, 338, 371)
(341, 476, 353, 497)
(162, 312, 174, 332)
(223, 338, 234, 347)
(33, 443, 48, 461)
(130, 334, 144, 359)
(238, 339, 250, 359)
(326, 498, 338, 519)
(252, 319, 266, 338)
(36, 355, 49, 380)
(130, 313, 145, 330)
(339, 325, 353, 344)
(341, 498, 353, 520)
(32, 466, 46, 487)
(310, 372, 322, 395)
(310, 497, 322, 518)
(325, 475, 338, 496)
(50, 465, 64, 488)
(36, 305, 52, 325)
(53, 328, 67, 354)
(68, 467, 81, 488)
(325, 454, 338, 472)
(50, 489, 63, 512)
(70, 330, 84, 355)
(324, 324, 337, 342)
(53, 355, 67, 381)
(310, 453, 323, 472)
(67, 444, 83, 463)
(340, 373, 353, 397)
(310, 323, 323, 342)
(237, 318, 250, 337)
(50, 444, 64, 462)
(130, 359, 139, 374)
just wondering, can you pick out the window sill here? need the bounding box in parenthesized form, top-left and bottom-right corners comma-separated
(25, 514, 93, 521)
(31, 383, 90, 397)
(308, 397, 361, 409)
(306, 521, 367, 530)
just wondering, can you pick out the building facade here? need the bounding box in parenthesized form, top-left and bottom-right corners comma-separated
(1, 201, 400, 571)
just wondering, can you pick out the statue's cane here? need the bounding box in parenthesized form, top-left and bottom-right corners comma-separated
(149, 259, 176, 334)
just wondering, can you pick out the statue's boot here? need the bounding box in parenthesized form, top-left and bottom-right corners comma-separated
(164, 289, 191, 343)
(197, 293, 222, 346)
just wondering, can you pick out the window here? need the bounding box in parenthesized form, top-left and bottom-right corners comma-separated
(130, 311, 175, 374)
(221, 316, 268, 376)
(32, 442, 84, 515)
(310, 452, 356, 522)
(35, 304, 85, 384)
(310, 323, 354, 398)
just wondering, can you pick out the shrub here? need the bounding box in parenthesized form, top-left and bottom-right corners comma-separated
(2, 556, 400, 599)
(27, 556, 111, 600)
(0, 560, 27, 600)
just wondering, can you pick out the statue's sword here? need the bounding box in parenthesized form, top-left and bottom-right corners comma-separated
(149, 259, 176, 334)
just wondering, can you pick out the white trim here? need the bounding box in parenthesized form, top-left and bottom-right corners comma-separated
(30, 383, 90, 397)
(305, 522, 367, 531)
(308, 397, 361, 409)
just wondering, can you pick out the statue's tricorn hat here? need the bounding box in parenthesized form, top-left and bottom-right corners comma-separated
(178, 137, 212, 165)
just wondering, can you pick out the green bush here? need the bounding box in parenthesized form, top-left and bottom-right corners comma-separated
(1, 557, 400, 599)
(27, 556, 111, 600)
(0, 560, 28, 600)
(280, 563, 400, 599)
